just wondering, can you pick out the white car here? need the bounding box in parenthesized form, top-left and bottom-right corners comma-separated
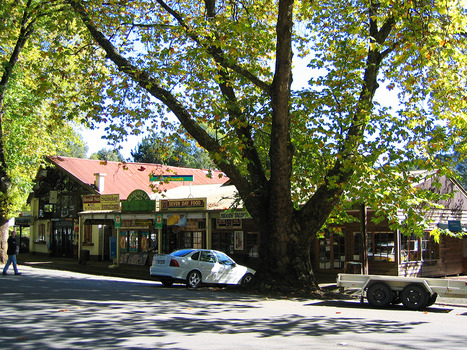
(150, 249, 256, 288)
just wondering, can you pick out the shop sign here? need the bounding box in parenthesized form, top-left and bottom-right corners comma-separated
(15, 217, 31, 226)
(448, 220, 462, 232)
(167, 214, 187, 226)
(122, 189, 155, 212)
(160, 198, 207, 210)
(216, 218, 242, 229)
(220, 211, 251, 219)
(114, 214, 121, 228)
(122, 219, 152, 228)
(155, 214, 163, 229)
(150, 174, 194, 182)
(83, 194, 120, 211)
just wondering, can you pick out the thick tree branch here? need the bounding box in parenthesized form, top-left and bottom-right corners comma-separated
(66, 0, 263, 206)
(299, 6, 397, 228)
(155, 0, 272, 94)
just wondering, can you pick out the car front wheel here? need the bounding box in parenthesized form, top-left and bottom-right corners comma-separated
(241, 273, 254, 286)
(187, 270, 202, 288)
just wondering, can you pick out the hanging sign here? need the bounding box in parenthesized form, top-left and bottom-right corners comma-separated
(114, 214, 121, 228)
(155, 214, 163, 229)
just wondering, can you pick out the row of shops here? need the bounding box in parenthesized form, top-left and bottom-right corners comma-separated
(22, 156, 467, 278)
(30, 190, 259, 267)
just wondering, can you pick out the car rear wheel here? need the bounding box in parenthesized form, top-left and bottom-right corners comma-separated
(187, 270, 202, 288)
(241, 273, 254, 286)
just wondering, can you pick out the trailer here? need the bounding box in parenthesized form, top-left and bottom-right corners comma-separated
(337, 273, 467, 310)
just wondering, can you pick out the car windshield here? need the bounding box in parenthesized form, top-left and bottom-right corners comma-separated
(214, 251, 235, 265)
(171, 249, 195, 257)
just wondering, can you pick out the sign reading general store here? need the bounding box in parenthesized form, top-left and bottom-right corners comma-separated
(82, 194, 120, 211)
(160, 198, 207, 210)
(220, 211, 251, 219)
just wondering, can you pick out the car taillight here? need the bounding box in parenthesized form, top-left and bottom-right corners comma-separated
(170, 259, 179, 267)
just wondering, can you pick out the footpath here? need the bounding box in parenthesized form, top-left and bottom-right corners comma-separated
(16, 253, 153, 281)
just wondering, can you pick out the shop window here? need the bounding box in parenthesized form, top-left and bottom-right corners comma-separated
(212, 231, 233, 254)
(352, 232, 362, 261)
(422, 235, 439, 260)
(129, 231, 139, 252)
(401, 234, 418, 262)
(247, 232, 259, 257)
(193, 232, 203, 249)
(148, 231, 158, 252)
(120, 231, 128, 252)
(141, 232, 149, 251)
(180, 231, 204, 249)
(318, 232, 345, 269)
(401, 233, 439, 262)
(36, 224, 46, 242)
(84, 225, 92, 243)
(368, 232, 395, 262)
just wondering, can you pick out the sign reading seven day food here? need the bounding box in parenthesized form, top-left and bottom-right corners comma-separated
(160, 198, 207, 211)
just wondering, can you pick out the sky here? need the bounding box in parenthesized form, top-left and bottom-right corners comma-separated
(78, 125, 141, 160)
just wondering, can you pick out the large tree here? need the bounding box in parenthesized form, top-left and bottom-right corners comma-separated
(0, 0, 108, 262)
(66, 0, 467, 289)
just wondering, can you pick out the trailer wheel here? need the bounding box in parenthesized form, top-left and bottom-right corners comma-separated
(401, 284, 428, 310)
(426, 293, 438, 307)
(391, 294, 402, 305)
(367, 282, 393, 308)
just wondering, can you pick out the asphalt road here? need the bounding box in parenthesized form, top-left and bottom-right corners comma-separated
(1, 266, 467, 350)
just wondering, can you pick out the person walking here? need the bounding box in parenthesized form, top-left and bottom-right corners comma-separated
(2, 230, 21, 275)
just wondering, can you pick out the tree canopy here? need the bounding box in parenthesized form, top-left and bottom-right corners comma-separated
(59, 0, 467, 288)
(0, 0, 109, 261)
(90, 148, 125, 161)
(131, 132, 213, 168)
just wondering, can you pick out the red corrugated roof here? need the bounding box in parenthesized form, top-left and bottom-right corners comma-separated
(47, 156, 229, 200)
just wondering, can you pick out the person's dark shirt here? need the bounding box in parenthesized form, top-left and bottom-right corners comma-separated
(7, 236, 17, 256)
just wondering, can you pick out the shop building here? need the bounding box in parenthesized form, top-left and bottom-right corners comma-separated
(28, 156, 258, 266)
(27, 157, 467, 278)
(314, 173, 467, 277)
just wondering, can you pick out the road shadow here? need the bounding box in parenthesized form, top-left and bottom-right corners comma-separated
(306, 299, 456, 314)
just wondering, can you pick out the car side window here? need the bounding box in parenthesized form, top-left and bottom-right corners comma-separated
(191, 252, 200, 260)
(200, 251, 216, 263)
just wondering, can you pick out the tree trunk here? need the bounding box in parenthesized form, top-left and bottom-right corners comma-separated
(256, 207, 320, 290)
(0, 217, 8, 264)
